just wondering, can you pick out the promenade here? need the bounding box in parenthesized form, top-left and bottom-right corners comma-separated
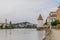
(45, 29, 60, 40)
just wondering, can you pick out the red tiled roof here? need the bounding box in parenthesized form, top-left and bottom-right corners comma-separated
(51, 14, 57, 17)
(38, 14, 43, 20)
(50, 12, 57, 17)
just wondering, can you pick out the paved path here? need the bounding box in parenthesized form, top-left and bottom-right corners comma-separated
(45, 29, 60, 40)
(51, 29, 60, 40)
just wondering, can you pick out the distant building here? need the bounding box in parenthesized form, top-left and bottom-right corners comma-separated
(46, 6, 60, 28)
(37, 14, 43, 27)
(3, 19, 8, 28)
(47, 6, 60, 24)
(0, 19, 10, 28)
(47, 12, 57, 24)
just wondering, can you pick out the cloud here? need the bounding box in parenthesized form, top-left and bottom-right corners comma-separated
(0, 0, 60, 24)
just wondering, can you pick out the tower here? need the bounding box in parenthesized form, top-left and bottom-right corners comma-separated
(5, 19, 7, 25)
(37, 14, 43, 27)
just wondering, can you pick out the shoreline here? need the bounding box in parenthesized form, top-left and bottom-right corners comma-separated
(0, 28, 36, 30)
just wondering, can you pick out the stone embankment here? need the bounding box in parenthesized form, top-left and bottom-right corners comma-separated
(43, 29, 51, 40)
(36, 27, 51, 40)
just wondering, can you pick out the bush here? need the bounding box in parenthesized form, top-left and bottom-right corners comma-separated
(44, 20, 47, 25)
(51, 20, 60, 26)
(5, 25, 9, 29)
(51, 20, 57, 26)
(0, 24, 3, 29)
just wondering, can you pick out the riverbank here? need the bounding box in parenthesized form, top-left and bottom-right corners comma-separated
(0, 29, 45, 40)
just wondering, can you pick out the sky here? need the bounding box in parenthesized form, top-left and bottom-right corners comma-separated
(0, 0, 60, 24)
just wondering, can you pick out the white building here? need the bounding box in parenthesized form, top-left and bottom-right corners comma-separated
(37, 14, 43, 27)
(47, 12, 57, 24)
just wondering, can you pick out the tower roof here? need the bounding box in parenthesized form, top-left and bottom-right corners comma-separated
(37, 14, 43, 20)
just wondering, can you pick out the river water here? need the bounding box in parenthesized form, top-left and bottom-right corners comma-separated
(0, 29, 45, 40)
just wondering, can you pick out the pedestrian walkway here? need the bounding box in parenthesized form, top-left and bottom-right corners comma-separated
(51, 29, 60, 40)
(44, 29, 60, 40)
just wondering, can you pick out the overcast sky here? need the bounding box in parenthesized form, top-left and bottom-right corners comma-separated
(0, 0, 60, 24)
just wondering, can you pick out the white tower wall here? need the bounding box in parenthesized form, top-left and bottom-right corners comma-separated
(37, 20, 43, 27)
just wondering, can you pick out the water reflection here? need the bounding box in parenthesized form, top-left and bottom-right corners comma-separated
(0, 29, 45, 40)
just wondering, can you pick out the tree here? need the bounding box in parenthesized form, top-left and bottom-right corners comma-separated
(9, 21, 14, 29)
(51, 20, 57, 26)
(0, 24, 3, 29)
(44, 19, 47, 25)
(5, 25, 8, 29)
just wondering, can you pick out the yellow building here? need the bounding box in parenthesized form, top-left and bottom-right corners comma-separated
(56, 6, 60, 21)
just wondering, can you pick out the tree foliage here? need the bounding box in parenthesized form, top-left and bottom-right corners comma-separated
(51, 20, 60, 26)
(44, 19, 47, 25)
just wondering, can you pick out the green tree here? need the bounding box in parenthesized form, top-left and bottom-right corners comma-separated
(0, 24, 3, 29)
(9, 21, 14, 29)
(51, 20, 57, 26)
(44, 19, 47, 25)
(5, 25, 8, 29)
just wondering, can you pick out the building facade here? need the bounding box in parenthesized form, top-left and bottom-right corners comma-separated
(46, 6, 60, 26)
(47, 12, 57, 24)
(56, 6, 60, 21)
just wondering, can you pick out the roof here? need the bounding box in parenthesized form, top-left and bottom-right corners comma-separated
(37, 14, 43, 20)
(51, 14, 57, 17)
(50, 12, 57, 17)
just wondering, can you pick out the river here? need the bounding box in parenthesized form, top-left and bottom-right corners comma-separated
(0, 29, 45, 40)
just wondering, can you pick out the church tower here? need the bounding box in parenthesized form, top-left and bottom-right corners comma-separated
(37, 14, 43, 27)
